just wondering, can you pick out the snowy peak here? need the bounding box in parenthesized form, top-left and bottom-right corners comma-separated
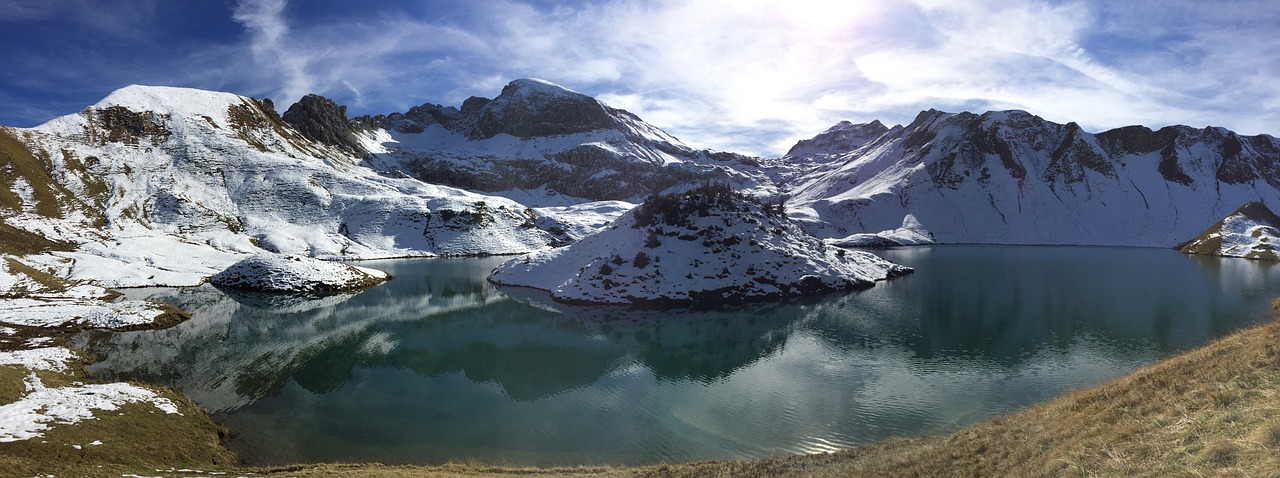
(784, 103, 1280, 248)
(499, 78, 585, 99)
(784, 120, 890, 158)
(1179, 202, 1280, 260)
(87, 84, 247, 120)
(354, 79, 769, 203)
(464, 78, 623, 140)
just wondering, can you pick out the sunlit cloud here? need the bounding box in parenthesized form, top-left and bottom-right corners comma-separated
(1, 0, 1278, 156)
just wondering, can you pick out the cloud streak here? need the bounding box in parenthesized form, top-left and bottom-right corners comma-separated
(2, 0, 1278, 157)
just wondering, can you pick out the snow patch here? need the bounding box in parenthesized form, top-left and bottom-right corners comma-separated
(0, 373, 180, 442)
(0, 298, 174, 329)
(0, 347, 77, 373)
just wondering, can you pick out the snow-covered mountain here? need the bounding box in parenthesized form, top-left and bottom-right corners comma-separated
(3, 85, 567, 287)
(782, 109, 1280, 247)
(489, 184, 910, 306)
(1178, 202, 1280, 260)
(7, 79, 1280, 293)
(354, 79, 772, 204)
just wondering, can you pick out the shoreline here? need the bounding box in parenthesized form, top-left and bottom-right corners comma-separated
(4, 302, 1278, 476)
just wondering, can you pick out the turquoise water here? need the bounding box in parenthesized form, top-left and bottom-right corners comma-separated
(76, 246, 1280, 466)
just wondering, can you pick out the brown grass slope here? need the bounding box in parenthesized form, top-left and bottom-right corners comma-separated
(0, 127, 94, 255)
(249, 313, 1280, 478)
(1179, 201, 1280, 260)
(0, 357, 237, 477)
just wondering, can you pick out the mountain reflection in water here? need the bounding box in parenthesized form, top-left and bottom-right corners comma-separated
(75, 247, 1280, 466)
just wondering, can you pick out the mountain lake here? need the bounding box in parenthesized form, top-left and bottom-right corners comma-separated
(73, 245, 1280, 466)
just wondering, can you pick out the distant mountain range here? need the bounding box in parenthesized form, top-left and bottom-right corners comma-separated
(2, 78, 1278, 289)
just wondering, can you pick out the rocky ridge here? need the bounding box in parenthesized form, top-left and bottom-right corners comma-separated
(782, 109, 1280, 248)
(354, 79, 771, 203)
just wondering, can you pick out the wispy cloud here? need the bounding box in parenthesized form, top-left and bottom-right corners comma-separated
(245, 0, 1279, 155)
(232, 0, 314, 106)
(3, 0, 1278, 156)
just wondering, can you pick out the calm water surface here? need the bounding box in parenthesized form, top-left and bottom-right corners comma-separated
(76, 246, 1280, 466)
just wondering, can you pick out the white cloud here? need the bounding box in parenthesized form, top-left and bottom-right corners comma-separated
(212, 0, 1280, 156)
(232, 0, 313, 105)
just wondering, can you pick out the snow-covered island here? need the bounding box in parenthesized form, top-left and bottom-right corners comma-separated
(489, 183, 911, 307)
(1178, 202, 1280, 260)
(210, 254, 391, 293)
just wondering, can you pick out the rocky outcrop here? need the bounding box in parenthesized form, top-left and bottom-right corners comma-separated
(282, 94, 370, 157)
(785, 120, 889, 158)
(489, 183, 911, 307)
(210, 255, 390, 293)
(356, 79, 771, 203)
(1178, 202, 1280, 260)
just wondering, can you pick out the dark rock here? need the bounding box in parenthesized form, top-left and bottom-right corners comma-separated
(282, 94, 369, 157)
(93, 106, 172, 146)
(785, 120, 890, 157)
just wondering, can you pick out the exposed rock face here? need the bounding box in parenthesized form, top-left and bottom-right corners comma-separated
(282, 94, 370, 157)
(785, 120, 889, 158)
(1178, 202, 1280, 260)
(461, 79, 623, 140)
(356, 78, 772, 203)
(489, 183, 911, 307)
(210, 255, 390, 293)
(91, 106, 172, 146)
(782, 108, 1280, 247)
(360, 79, 628, 140)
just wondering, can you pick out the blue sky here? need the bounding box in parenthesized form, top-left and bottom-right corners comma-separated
(1, 0, 1277, 157)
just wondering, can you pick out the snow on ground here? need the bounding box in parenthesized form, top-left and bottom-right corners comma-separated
(828, 214, 937, 248)
(0, 347, 180, 444)
(491, 186, 910, 306)
(0, 255, 177, 330)
(532, 201, 635, 242)
(0, 372, 179, 443)
(1179, 202, 1280, 260)
(0, 298, 174, 329)
(210, 254, 390, 293)
(0, 347, 78, 373)
(1216, 215, 1280, 259)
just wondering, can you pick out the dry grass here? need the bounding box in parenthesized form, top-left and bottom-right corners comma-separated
(0, 360, 238, 477)
(0, 127, 65, 218)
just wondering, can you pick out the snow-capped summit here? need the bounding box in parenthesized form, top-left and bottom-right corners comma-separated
(499, 78, 584, 99)
(780, 107, 1280, 248)
(5, 85, 564, 287)
(357, 80, 772, 203)
(87, 85, 248, 122)
(784, 120, 891, 159)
